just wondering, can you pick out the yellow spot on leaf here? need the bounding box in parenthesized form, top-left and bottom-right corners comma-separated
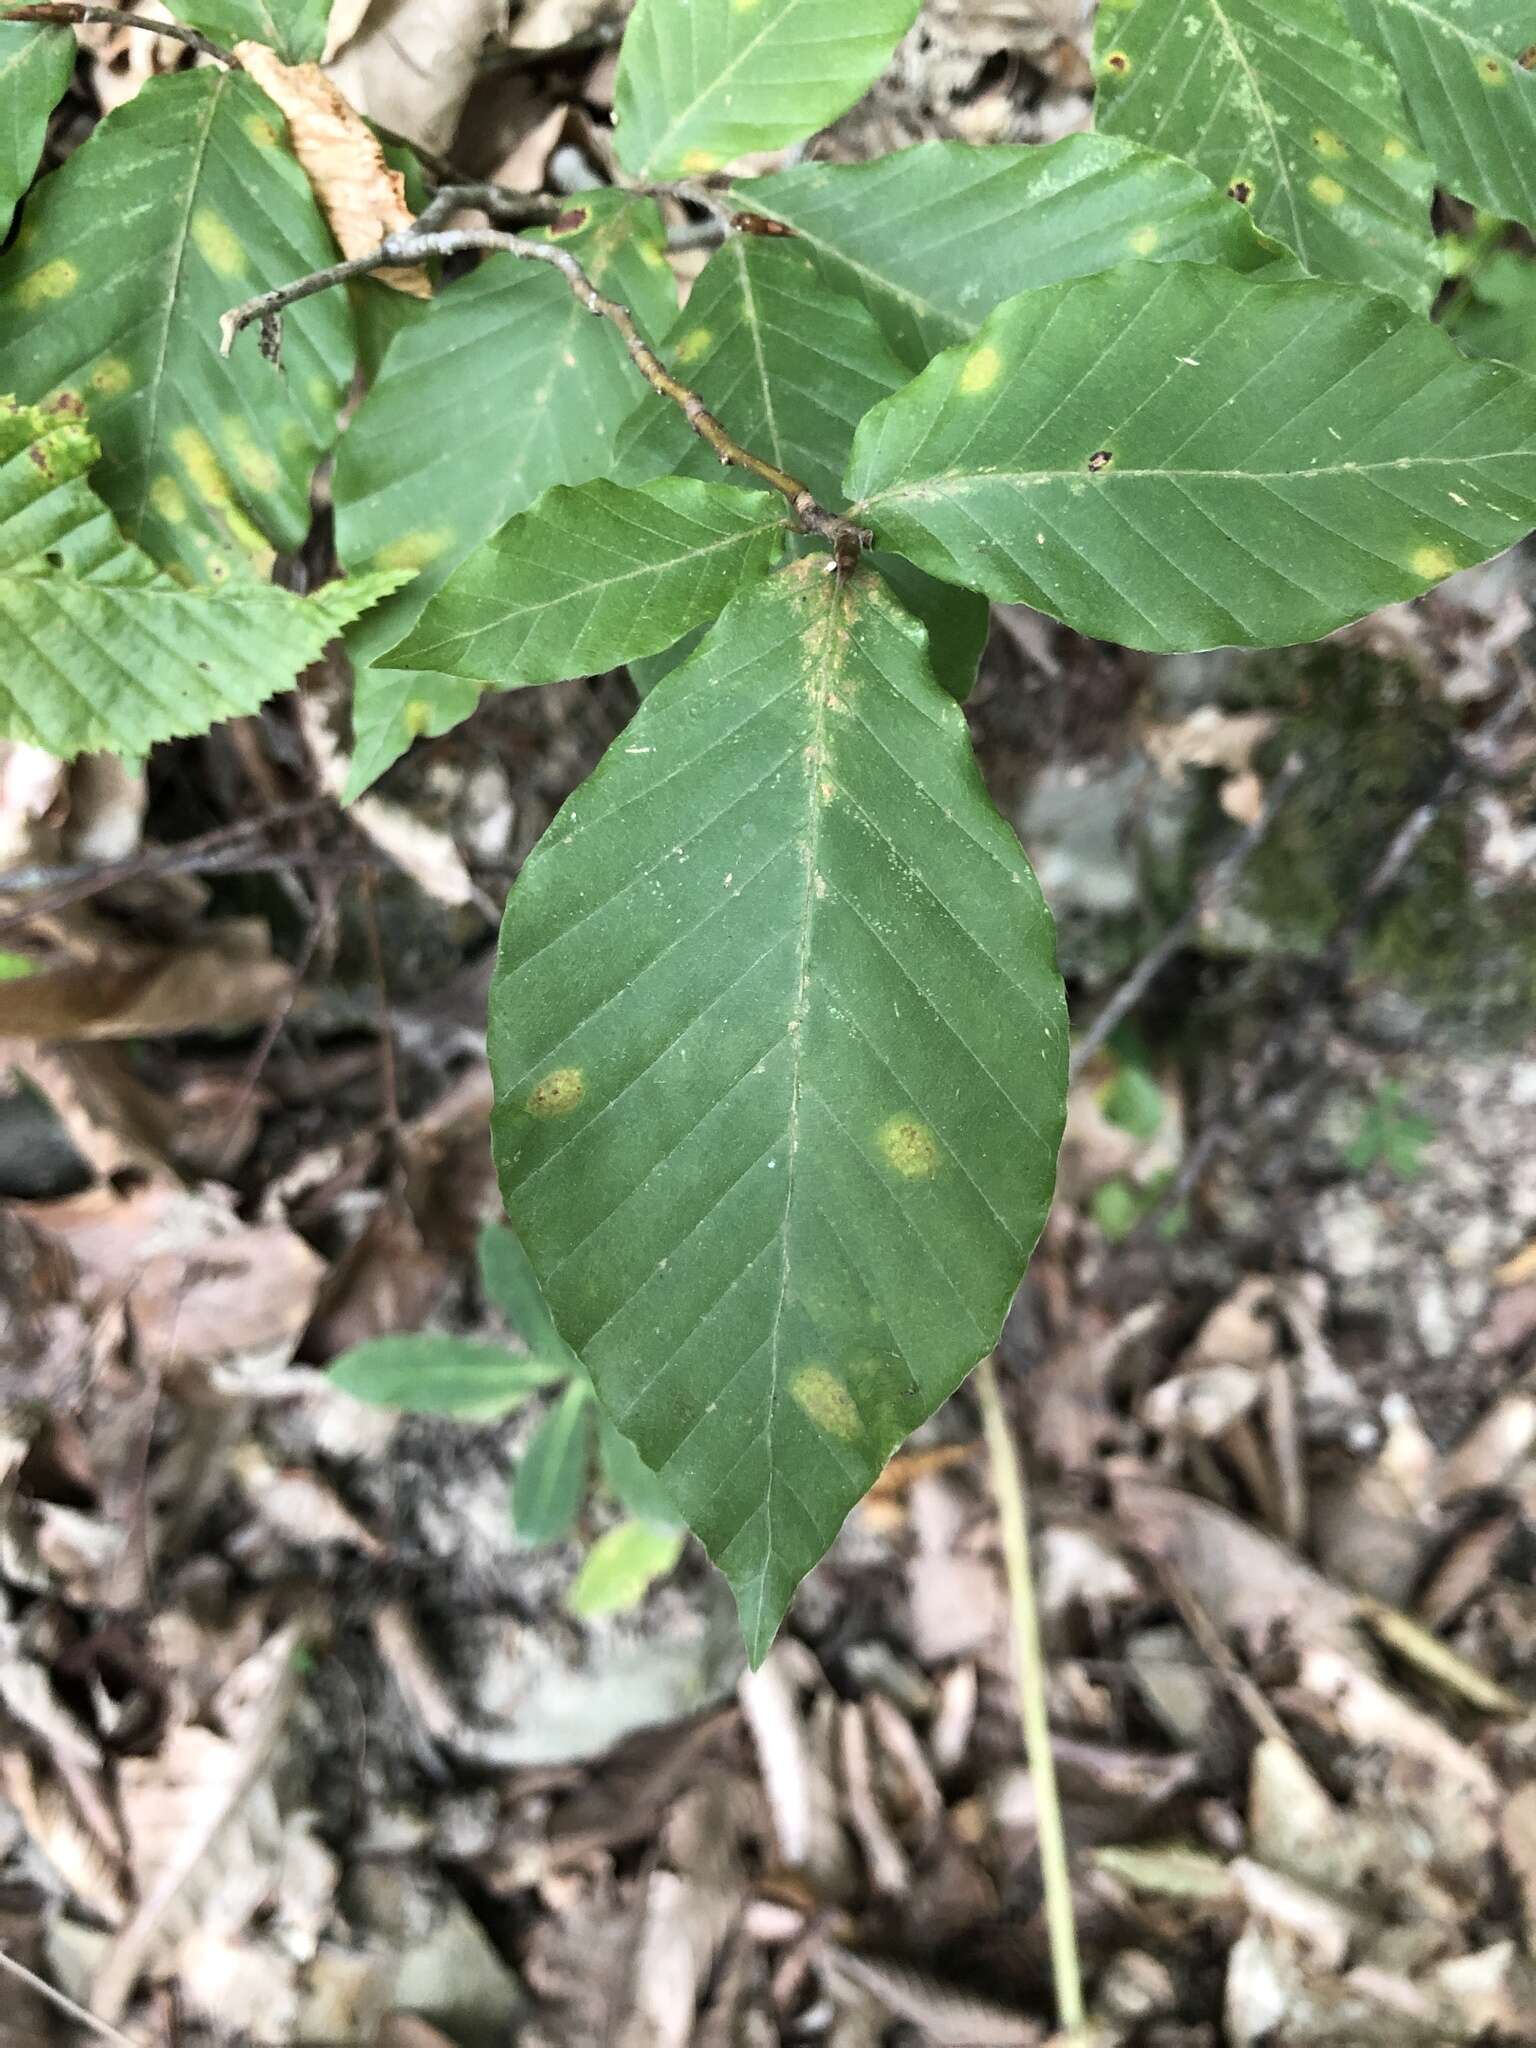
(1310, 175, 1345, 206)
(1382, 134, 1409, 159)
(1128, 225, 1161, 257)
(308, 373, 340, 413)
(244, 112, 282, 147)
(223, 417, 279, 493)
(404, 699, 437, 737)
(681, 150, 720, 174)
(878, 1116, 939, 1180)
(149, 475, 189, 524)
(373, 528, 453, 573)
(527, 1068, 584, 1117)
(638, 238, 670, 269)
(1411, 545, 1458, 580)
(16, 258, 78, 309)
(90, 357, 133, 397)
(959, 344, 1002, 396)
(674, 326, 713, 364)
(191, 208, 245, 279)
(732, 0, 763, 11)
(1478, 53, 1508, 84)
(1103, 48, 1132, 75)
(1312, 128, 1346, 159)
(791, 1367, 860, 1441)
(171, 426, 231, 506)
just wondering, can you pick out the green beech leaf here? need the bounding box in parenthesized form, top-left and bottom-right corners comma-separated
(613, 0, 922, 179)
(0, 396, 393, 758)
(847, 260, 1536, 654)
(385, 478, 785, 688)
(335, 192, 677, 795)
(1446, 249, 1536, 374)
(511, 1380, 595, 1544)
(1092, 0, 1438, 308)
(326, 1336, 566, 1419)
(489, 562, 1067, 1660)
(1341, 0, 1536, 231)
(566, 1521, 686, 1620)
(731, 134, 1290, 371)
(0, 71, 354, 584)
(597, 1416, 684, 1529)
(613, 235, 988, 701)
(172, 0, 334, 61)
(0, 24, 72, 238)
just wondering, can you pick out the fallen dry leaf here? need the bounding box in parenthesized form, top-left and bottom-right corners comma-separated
(0, 934, 293, 1039)
(325, 0, 502, 156)
(237, 43, 430, 297)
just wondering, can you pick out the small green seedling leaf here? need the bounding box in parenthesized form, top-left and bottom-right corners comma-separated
(0, 71, 354, 583)
(0, 23, 73, 239)
(1093, 0, 1438, 309)
(1101, 1060, 1166, 1142)
(0, 397, 396, 759)
(490, 561, 1066, 1661)
(510, 1380, 595, 1544)
(1342, 1082, 1435, 1176)
(385, 478, 785, 689)
(476, 1221, 581, 1371)
(613, 236, 988, 701)
(565, 1520, 687, 1619)
(613, 0, 922, 180)
(732, 133, 1289, 371)
(335, 192, 678, 794)
(597, 1416, 685, 1529)
(1342, 0, 1536, 234)
(326, 1335, 566, 1419)
(0, 952, 37, 982)
(171, 0, 335, 61)
(848, 261, 1536, 653)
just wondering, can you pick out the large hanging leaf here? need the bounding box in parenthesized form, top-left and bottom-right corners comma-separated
(614, 234, 989, 701)
(173, 1, 334, 61)
(1092, 0, 1438, 308)
(731, 134, 1290, 371)
(334, 192, 677, 794)
(846, 260, 1536, 654)
(0, 396, 392, 758)
(613, 0, 922, 179)
(1341, 0, 1536, 231)
(384, 478, 785, 689)
(0, 23, 72, 238)
(0, 70, 354, 585)
(489, 562, 1067, 1659)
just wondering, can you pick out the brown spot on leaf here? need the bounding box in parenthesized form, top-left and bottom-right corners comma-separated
(1520, 43, 1536, 68)
(1088, 449, 1114, 473)
(1228, 178, 1254, 205)
(732, 211, 796, 236)
(550, 208, 589, 236)
(44, 390, 85, 420)
(1104, 48, 1130, 73)
(527, 1067, 585, 1117)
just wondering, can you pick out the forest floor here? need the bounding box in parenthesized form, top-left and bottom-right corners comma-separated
(2, 4, 1536, 2045)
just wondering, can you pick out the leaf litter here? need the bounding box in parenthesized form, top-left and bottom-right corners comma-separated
(1, 6, 1535, 2045)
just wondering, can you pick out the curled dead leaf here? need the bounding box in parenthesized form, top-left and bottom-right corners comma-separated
(236, 43, 431, 299)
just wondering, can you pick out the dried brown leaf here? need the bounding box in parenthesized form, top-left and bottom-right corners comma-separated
(324, 0, 502, 156)
(237, 43, 430, 297)
(1498, 1783, 1536, 1951)
(1111, 1475, 1358, 1659)
(0, 939, 292, 1040)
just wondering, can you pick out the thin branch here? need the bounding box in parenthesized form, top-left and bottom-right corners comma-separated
(0, 1947, 138, 2048)
(975, 1354, 1086, 2039)
(1, 2, 235, 62)
(1071, 751, 1306, 1076)
(220, 224, 872, 571)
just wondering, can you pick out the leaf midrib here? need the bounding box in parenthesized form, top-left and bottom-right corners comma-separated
(855, 447, 1525, 511)
(129, 72, 225, 537)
